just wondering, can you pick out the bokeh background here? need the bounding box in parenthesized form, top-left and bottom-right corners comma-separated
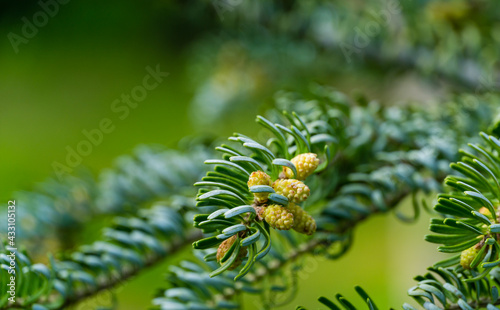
(1, 0, 498, 309)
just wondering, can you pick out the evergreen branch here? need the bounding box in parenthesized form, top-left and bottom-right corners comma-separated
(58, 230, 202, 310)
(11, 144, 210, 256)
(299, 126, 500, 309)
(1, 201, 198, 309)
(4, 89, 499, 309)
(5, 2, 500, 309)
(152, 90, 500, 309)
(222, 238, 323, 298)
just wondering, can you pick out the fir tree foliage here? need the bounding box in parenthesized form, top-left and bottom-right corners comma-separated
(2, 89, 500, 309)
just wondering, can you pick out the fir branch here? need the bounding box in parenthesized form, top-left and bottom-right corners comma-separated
(1, 202, 199, 309)
(152, 90, 500, 309)
(58, 230, 202, 310)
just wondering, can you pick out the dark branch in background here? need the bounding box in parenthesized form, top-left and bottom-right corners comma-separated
(326, 187, 412, 235)
(448, 298, 500, 310)
(3, 202, 202, 310)
(59, 231, 202, 310)
(222, 239, 322, 299)
(223, 187, 412, 298)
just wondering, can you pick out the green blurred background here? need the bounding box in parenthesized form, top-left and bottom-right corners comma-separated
(1, 0, 489, 308)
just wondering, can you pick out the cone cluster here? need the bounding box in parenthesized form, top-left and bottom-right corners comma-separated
(246, 152, 319, 236)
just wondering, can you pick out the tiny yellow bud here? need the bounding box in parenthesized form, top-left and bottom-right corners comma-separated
(460, 246, 479, 270)
(479, 207, 492, 218)
(263, 204, 294, 230)
(288, 203, 316, 235)
(216, 235, 248, 270)
(283, 153, 320, 180)
(248, 171, 272, 204)
(272, 179, 310, 203)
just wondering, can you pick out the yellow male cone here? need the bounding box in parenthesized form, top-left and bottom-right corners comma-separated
(460, 246, 478, 270)
(263, 204, 294, 230)
(247, 171, 272, 203)
(288, 203, 316, 235)
(272, 179, 310, 203)
(283, 153, 320, 180)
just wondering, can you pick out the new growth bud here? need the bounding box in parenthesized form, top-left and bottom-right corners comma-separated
(216, 235, 248, 270)
(460, 246, 479, 270)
